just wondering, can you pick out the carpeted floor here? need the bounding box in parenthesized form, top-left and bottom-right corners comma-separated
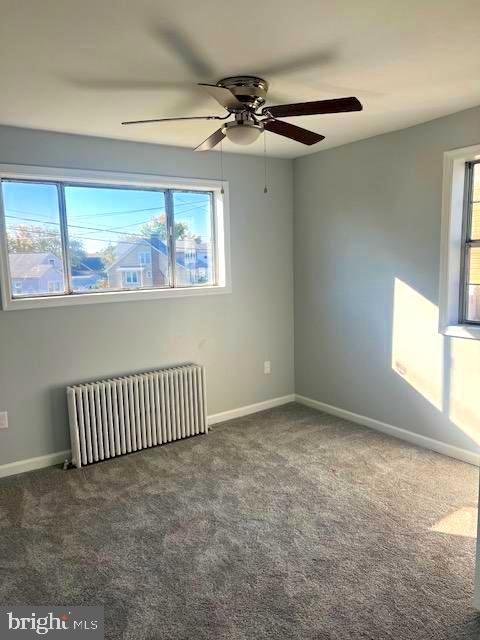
(0, 403, 479, 639)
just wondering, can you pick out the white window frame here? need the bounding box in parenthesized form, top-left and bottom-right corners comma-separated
(0, 165, 231, 310)
(439, 143, 480, 339)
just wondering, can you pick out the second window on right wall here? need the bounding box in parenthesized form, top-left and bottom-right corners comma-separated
(461, 161, 480, 323)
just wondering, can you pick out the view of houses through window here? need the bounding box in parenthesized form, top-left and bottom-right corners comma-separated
(1, 180, 216, 298)
(462, 162, 480, 322)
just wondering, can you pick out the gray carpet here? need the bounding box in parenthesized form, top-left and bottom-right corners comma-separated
(0, 403, 479, 639)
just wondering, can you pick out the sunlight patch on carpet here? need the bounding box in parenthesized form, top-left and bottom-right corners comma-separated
(430, 506, 478, 538)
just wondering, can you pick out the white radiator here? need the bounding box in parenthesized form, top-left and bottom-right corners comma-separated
(67, 364, 207, 468)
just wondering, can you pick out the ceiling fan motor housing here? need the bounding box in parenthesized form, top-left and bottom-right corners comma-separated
(217, 76, 269, 111)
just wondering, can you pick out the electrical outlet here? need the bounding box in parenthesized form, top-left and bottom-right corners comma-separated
(264, 361, 271, 375)
(0, 411, 8, 430)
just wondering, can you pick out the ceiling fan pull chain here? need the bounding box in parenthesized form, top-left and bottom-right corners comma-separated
(264, 131, 268, 194)
(220, 140, 225, 195)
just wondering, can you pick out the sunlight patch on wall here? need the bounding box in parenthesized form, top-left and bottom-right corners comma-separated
(392, 278, 444, 410)
(430, 506, 478, 538)
(449, 339, 480, 446)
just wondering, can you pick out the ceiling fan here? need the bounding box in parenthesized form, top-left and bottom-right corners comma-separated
(121, 75, 363, 151)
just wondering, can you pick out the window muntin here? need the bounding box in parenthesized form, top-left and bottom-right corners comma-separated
(461, 162, 480, 323)
(1, 179, 219, 302)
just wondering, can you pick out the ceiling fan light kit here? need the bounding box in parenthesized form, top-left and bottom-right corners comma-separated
(224, 119, 263, 145)
(122, 74, 363, 151)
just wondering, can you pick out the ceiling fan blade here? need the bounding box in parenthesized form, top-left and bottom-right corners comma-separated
(254, 48, 335, 77)
(194, 127, 226, 152)
(198, 84, 245, 110)
(263, 119, 324, 145)
(263, 97, 363, 118)
(69, 78, 195, 91)
(153, 27, 217, 78)
(122, 115, 225, 125)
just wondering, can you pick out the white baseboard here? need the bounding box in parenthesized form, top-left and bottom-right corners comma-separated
(8, 393, 472, 476)
(208, 394, 296, 426)
(296, 394, 480, 467)
(0, 449, 71, 479)
(0, 395, 296, 479)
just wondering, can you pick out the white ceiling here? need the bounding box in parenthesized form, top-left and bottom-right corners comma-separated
(1, 0, 480, 158)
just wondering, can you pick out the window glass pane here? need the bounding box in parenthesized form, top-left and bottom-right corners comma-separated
(470, 163, 480, 239)
(468, 246, 480, 285)
(470, 202, 480, 240)
(466, 247, 480, 321)
(466, 285, 480, 322)
(2, 181, 66, 297)
(64, 186, 168, 292)
(172, 191, 214, 286)
(473, 163, 480, 203)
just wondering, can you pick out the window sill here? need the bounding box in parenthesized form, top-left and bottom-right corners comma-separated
(1, 284, 231, 311)
(441, 324, 480, 340)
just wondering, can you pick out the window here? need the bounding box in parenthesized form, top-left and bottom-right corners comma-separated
(1, 181, 66, 297)
(440, 144, 480, 339)
(173, 191, 215, 286)
(124, 270, 140, 286)
(0, 166, 230, 309)
(63, 184, 168, 293)
(460, 161, 480, 323)
(139, 252, 151, 265)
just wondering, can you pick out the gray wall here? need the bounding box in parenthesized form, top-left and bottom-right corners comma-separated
(5, 103, 480, 467)
(294, 105, 480, 456)
(0, 126, 294, 466)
